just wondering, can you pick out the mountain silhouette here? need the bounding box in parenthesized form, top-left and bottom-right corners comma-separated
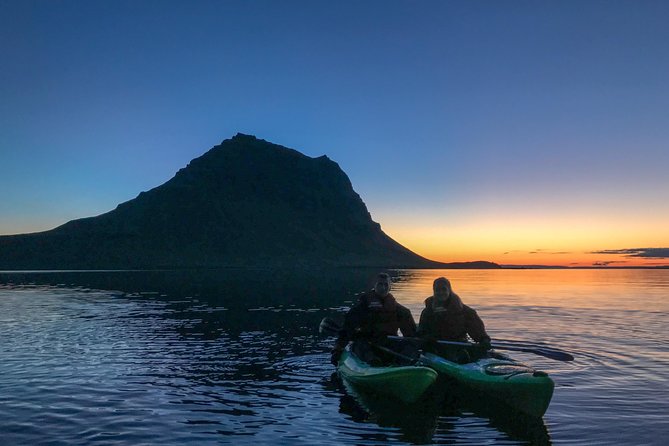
(0, 134, 499, 270)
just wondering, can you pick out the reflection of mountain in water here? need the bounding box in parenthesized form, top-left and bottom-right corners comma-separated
(0, 134, 499, 270)
(0, 268, 376, 338)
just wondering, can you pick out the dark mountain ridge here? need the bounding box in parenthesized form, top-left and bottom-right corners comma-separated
(0, 134, 499, 270)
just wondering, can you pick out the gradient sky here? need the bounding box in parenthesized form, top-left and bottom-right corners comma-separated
(1, 1, 668, 266)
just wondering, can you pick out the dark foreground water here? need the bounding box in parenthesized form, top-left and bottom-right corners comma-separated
(1, 268, 667, 445)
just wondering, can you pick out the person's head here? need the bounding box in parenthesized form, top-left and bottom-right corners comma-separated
(374, 273, 392, 297)
(433, 277, 452, 301)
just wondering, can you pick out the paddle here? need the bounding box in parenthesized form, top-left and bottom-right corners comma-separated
(319, 317, 418, 364)
(486, 339, 571, 356)
(320, 317, 574, 362)
(388, 336, 574, 362)
(319, 317, 343, 336)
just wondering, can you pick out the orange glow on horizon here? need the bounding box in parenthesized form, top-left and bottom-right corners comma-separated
(381, 213, 669, 267)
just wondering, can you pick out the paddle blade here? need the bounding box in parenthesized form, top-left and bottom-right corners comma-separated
(491, 344, 575, 362)
(491, 340, 575, 362)
(319, 317, 342, 336)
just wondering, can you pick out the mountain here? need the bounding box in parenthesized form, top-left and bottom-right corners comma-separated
(0, 134, 499, 270)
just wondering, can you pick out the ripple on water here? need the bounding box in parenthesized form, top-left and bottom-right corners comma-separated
(2, 269, 669, 445)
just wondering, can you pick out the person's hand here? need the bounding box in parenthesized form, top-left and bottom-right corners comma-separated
(478, 337, 492, 351)
(330, 347, 344, 366)
(350, 328, 365, 341)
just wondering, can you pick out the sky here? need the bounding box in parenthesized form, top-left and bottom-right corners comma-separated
(1, 0, 668, 267)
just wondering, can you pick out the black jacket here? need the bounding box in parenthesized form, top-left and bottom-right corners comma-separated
(417, 294, 488, 342)
(335, 290, 416, 349)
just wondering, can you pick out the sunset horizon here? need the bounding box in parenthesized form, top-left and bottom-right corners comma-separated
(2, 2, 667, 269)
(3, 2, 669, 444)
(1, 131, 666, 268)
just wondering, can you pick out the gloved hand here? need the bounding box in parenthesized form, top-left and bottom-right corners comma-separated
(350, 328, 366, 341)
(478, 336, 492, 351)
(330, 347, 344, 366)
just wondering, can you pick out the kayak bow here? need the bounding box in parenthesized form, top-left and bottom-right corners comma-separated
(419, 351, 555, 418)
(337, 347, 438, 404)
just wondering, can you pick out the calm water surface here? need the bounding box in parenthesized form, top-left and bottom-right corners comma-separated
(1, 269, 667, 445)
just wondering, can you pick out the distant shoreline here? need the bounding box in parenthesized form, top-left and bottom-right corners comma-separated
(1, 265, 668, 274)
(501, 265, 669, 269)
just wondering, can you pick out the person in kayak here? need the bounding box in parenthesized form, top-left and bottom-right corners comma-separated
(418, 277, 491, 361)
(330, 273, 417, 366)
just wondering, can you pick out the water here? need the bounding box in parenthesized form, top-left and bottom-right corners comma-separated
(1, 269, 667, 445)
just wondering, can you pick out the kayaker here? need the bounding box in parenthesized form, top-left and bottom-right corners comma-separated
(418, 277, 491, 359)
(330, 273, 417, 366)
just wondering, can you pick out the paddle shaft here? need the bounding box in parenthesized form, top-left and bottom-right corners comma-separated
(320, 318, 574, 362)
(389, 336, 574, 362)
(370, 344, 417, 364)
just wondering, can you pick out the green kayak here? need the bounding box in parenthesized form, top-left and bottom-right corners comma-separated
(337, 348, 438, 404)
(419, 351, 555, 418)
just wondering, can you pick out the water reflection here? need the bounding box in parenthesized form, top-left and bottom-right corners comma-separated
(337, 390, 440, 444)
(1, 268, 668, 445)
(333, 373, 552, 445)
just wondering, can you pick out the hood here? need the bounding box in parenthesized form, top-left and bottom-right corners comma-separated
(424, 293, 463, 311)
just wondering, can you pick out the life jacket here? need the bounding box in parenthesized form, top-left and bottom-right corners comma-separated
(353, 290, 401, 337)
(420, 294, 470, 341)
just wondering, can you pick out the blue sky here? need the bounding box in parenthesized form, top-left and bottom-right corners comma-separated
(1, 1, 668, 265)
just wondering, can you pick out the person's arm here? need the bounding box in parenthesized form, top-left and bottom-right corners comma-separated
(397, 305, 417, 337)
(334, 302, 359, 348)
(464, 306, 490, 346)
(417, 308, 428, 337)
(331, 297, 365, 364)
